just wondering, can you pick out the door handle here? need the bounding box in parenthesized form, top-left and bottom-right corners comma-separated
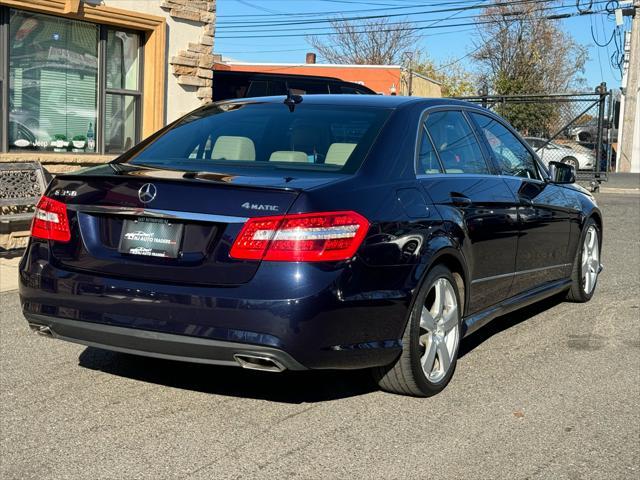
(449, 194, 472, 207)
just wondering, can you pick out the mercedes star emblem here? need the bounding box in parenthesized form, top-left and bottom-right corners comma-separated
(138, 183, 157, 204)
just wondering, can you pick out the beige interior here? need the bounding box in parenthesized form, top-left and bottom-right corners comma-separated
(325, 143, 357, 166)
(269, 151, 308, 162)
(211, 136, 256, 161)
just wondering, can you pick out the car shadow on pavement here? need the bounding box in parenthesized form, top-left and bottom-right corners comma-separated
(459, 293, 565, 358)
(77, 347, 378, 404)
(77, 293, 566, 403)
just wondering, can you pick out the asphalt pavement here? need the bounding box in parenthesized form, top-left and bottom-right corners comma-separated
(1, 191, 639, 480)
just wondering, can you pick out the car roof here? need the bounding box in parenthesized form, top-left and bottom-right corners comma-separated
(214, 94, 479, 110)
(524, 137, 565, 145)
(214, 70, 343, 82)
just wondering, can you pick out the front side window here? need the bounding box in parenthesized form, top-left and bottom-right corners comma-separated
(126, 103, 391, 174)
(1, 8, 142, 154)
(470, 113, 539, 179)
(424, 110, 489, 174)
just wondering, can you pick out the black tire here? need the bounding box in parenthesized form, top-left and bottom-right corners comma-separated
(373, 264, 462, 397)
(566, 217, 601, 302)
(578, 132, 592, 143)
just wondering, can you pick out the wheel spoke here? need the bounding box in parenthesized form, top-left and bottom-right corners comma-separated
(441, 304, 458, 332)
(581, 226, 600, 295)
(436, 338, 451, 374)
(419, 276, 461, 381)
(587, 229, 597, 251)
(431, 279, 445, 318)
(420, 306, 437, 332)
(421, 336, 437, 374)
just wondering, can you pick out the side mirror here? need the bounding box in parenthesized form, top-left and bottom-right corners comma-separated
(548, 161, 575, 184)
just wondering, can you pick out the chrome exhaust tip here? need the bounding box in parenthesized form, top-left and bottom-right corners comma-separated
(28, 323, 53, 337)
(234, 354, 285, 373)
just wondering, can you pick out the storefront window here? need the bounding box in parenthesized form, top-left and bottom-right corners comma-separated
(105, 29, 141, 154)
(0, 9, 6, 151)
(8, 10, 98, 152)
(106, 29, 139, 91)
(0, 8, 142, 154)
(105, 94, 138, 152)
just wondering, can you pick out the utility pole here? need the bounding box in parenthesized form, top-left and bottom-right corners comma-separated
(619, 1, 640, 172)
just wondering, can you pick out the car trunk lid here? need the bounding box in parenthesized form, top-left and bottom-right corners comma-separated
(45, 166, 316, 286)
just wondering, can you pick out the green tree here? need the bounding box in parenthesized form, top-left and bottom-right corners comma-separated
(472, 2, 588, 134)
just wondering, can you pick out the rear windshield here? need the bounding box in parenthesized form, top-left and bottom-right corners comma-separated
(125, 102, 391, 174)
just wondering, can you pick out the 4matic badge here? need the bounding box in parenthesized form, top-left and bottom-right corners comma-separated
(241, 202, 279, 212)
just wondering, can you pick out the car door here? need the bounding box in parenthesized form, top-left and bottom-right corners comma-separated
(417, 109, 519, 315)
(468, 112, 573, 297)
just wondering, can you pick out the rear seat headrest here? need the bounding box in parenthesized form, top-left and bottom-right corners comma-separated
(211, 136, 255, 161)
(325, 143, 356, 166)
(269, 151, 308, 162)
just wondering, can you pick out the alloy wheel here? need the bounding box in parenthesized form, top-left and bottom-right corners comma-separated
(582, 225, 600, 294)
(418, 278, 460, 383)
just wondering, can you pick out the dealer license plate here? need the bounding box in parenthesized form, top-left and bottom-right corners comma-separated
(118, 217, 183, 258)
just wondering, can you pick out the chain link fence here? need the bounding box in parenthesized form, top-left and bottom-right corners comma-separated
(456, 84, 615, 190)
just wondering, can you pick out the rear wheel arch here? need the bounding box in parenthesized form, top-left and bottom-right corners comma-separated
(423, 249, 468, 317)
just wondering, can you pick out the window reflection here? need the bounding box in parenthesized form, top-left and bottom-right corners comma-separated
(106, 29, 139, 91)
(8, 10, 98, 152)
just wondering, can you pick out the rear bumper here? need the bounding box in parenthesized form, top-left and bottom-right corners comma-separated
(19, 242, 410, 370)
(25, 312, 307, 371)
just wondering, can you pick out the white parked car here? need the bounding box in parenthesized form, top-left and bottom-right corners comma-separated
(525, 137, 595, 171)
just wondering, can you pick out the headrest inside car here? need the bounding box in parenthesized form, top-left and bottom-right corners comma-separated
(211, 136, 256, 161)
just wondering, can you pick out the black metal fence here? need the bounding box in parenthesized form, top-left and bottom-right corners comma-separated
(456, 83, 616, 190)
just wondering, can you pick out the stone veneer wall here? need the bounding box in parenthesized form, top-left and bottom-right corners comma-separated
(163, 0, 218, 104)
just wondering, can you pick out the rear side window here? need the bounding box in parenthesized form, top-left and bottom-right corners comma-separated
(126, 103, 391, 174)
(470, 113, 539, 179)
(417, 125, 442, 174)
(425, 111, 489, 174)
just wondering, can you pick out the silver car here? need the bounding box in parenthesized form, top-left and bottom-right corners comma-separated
(567, 118, 617, 144)
(524, 137, 595, 170)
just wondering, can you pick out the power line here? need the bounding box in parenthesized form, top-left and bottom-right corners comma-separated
(220, 26, 479, 54)
(215, 7, 609, 39)
(217, 0, 507, 19)
(216, 0, 563, 27)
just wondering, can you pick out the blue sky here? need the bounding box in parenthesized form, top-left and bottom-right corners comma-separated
(213, 0, 630, 91)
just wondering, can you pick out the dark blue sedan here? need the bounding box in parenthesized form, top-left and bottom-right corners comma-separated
(20, 95, 603, 396)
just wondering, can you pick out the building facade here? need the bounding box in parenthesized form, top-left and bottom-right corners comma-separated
(0, 0, 216, 173)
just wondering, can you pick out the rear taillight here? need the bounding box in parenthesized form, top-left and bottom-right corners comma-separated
(31, 196, 71, 243)
(230, 211, 369, 262)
